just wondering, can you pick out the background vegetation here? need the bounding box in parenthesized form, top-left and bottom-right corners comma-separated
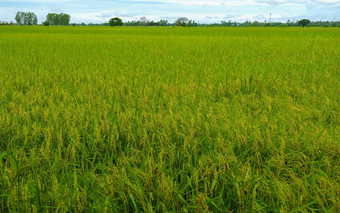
(42, 13, 71, 26)
(15, 11, 38, 26)
(0, 27, 339, 212)
(104, 18, 340, 27)
(1, 12, 340, 27)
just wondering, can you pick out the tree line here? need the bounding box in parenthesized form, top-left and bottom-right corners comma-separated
(15, 12, 38, 25)
(2, 12, 340, 27)
(42, 13, 71, 26)
(0, 21, 14, 26)
(106, 17, 340, 27)
(11, 11, 71, 26)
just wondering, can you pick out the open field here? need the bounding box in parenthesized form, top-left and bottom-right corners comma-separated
(0, 26, 339, 212)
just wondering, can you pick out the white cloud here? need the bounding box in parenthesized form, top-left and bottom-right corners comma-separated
(129, 0, 265, 6)
(319, 0, 340, 4)
(316, 0, 340, 3)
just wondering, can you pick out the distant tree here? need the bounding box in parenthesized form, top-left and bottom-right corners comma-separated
(174, 17, 188, 26)
(221, 20, 236, 27)
(140, 17, 149, 26)
(45, 13, 56, 25)
(59, 13, 71, 25)
(298, 19, 311, 27)
(253, 20, 260, 27)
(124, 19, 168, 27)
(187, 20, 198, 27)
(287, 20, 294, 27)
(32, 14, 38, 25)
(0, 21, 13, 26)
(42, 21, 49, 26)
(124, 20, 141, 26)
(15, 12, 23, 25)
(26, 12, 38, 25)
(148, 20, 158, 26)
(109, 17, 123, 26)
(243, 20, 252, 27)
(44, 13, 71, 26)
(15, 11, 37, 25)
(158, 19, 168, 26)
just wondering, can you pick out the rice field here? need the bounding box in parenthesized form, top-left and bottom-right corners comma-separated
(0, 26, 339, 212)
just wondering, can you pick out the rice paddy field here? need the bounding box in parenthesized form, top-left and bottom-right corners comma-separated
(0, 26, 339, 212)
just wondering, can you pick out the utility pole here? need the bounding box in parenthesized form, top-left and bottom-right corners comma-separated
(270, 13, 272, 26)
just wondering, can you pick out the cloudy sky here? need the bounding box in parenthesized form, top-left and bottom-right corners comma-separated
(0, 0, 339, 24)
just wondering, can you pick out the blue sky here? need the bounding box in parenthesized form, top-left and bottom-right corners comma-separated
(0, 0, 339, 23)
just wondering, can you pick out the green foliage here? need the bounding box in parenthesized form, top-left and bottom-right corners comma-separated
(253, 20, 260, 27)
(174, 17, 189, 26)
(44, 13, 71, 26)
(0, 21, 13, 26)
(0, 27, 339, 212)
(298, 19, 311, 27)
(140, 17, 148, 26)
(42, 21, 49, 26)
(15, 11, 37, 26)
(109, 17, 123, 26)
(158, 19, 169, 26)
(124, 19, 169, 26)
(187, 20, 198, 27)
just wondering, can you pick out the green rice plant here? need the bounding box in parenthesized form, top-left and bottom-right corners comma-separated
(0, 26, 339, 212)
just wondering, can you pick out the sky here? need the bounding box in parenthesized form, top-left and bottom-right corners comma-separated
(0, 0, 340, 24)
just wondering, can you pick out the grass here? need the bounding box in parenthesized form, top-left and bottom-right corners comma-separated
(0, 26, 339, 212)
